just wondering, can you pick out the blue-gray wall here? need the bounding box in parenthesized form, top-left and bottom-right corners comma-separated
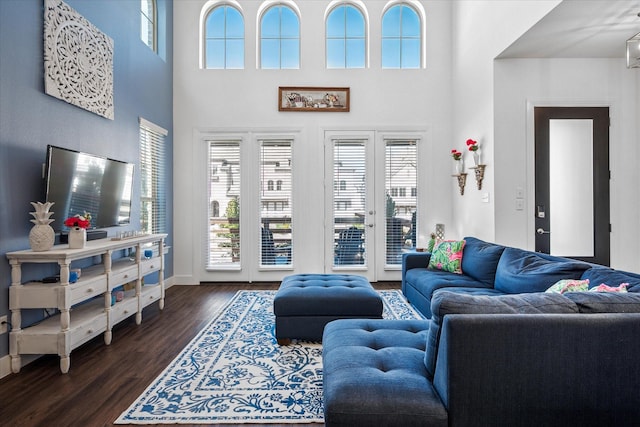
(0, 0, 173, 358)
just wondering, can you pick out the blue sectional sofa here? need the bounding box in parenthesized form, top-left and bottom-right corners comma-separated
(322, 237, 640, 426)
(323, 291, 640, 426)
(402, 236, 640, 318)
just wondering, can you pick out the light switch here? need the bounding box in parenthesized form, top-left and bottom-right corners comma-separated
(515, 186, 524, 199)
(481, 193, 490, 203)
(515, 199, 524, 211)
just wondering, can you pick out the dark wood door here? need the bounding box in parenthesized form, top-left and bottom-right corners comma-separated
(534, 107, 610, 266)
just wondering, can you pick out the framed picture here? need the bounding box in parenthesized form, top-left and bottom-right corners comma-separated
(279, 87, 350, 112)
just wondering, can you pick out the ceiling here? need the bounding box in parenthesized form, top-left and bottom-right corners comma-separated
(497, 0, 640, 59)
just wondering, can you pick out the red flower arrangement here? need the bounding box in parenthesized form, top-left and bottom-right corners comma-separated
(466, 139, 479, 151)
(451, 149, 462, 160)
(64, 212, 91, 229)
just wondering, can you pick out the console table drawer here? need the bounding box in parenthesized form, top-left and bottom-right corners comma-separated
(110, 265, 138, 287)
(110, 297, 138, 325)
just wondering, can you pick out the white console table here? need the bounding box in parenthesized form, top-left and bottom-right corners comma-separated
(7, 234, 167, 374)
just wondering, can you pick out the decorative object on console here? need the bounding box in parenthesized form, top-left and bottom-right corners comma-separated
(44, 0, 114, 119)
(64, 212, 91, 249)
(28, 201, 56, 252)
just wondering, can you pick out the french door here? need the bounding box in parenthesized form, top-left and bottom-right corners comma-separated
(324, 131, 419, 281)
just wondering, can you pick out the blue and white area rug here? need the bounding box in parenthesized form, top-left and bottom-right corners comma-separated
(115, 290, 422, 424)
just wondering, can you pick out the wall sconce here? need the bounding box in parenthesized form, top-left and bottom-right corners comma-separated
(470, 164, 486, 190)
(453, 173, 467, 195)
(628, 30, 640, 69)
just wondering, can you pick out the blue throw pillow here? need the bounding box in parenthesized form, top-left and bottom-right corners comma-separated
(423, 290, 578, 380)
(494, 248, 591, 294)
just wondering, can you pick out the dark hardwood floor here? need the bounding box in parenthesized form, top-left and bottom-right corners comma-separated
(0, 282, 400, 427)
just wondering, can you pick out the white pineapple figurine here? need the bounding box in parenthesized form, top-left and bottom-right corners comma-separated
(28, 201, 55, 251)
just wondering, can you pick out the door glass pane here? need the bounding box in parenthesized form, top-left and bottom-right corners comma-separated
(208, 141, 241, 267)
(549, 119, 594, 256)
(260, 141, 292, 267)
(333, 141, 366, 266)
(385, 140, 417, 265)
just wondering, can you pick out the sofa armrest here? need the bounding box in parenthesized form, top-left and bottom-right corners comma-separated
(401, 252, 431, 292)
(433, 313, 640, 427)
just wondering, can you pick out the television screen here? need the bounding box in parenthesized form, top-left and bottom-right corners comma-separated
(45, 145, 135, 233)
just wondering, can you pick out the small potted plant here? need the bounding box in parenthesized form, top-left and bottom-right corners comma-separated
(466, 139, 480, 165)
(451, 149, 463, 174)
(64, 212, 91, 249)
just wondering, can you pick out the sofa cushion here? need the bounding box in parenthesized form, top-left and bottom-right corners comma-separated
(494, 247, 591, 294)
(581, 266, 640, 293)
(404, 268, 491, 318)
(322, 319, 447, 427)
(563, 291, 640, 313)
(460, 237, 506, 285)
(427, 240, 465, 274)
(423, 290, 578, 379)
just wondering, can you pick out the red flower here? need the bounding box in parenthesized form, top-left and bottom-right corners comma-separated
(64, 214, 91, 229)
(451, 149, 462, 160)
(466, 139, 478, 151)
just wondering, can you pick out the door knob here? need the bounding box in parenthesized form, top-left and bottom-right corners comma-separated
(536, 228, 550, 235)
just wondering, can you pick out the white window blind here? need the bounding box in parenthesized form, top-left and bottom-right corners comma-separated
(333, 140, 366, 266)
(207, 140, 241, 267)
(385, 139, 417, 264)
(139, 118, 167, 235)
(259, 140, 292, 266)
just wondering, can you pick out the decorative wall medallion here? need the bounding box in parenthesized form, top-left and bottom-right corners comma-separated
(44, 0, 114, 120)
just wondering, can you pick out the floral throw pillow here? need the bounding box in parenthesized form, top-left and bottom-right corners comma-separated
(427, 240, 465, 274)
(589, 283, 629, 293)
(545, 279, 590, 294)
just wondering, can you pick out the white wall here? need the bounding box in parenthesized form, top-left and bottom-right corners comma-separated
(173, 0, 453, 284)
(450, 0, 560, 241)
(494, 58, 640, 271)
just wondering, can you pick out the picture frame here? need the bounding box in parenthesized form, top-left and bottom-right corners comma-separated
(278, 87, 350, 112)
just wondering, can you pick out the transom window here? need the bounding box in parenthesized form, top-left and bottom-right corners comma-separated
(260, 5, 300, 69)
(205, 5, 245, 69)
(381, 3, 421, 69)
(326, 4, 366, 68)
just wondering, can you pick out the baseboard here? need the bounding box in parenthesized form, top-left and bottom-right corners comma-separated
(0, 354, 40, 379)
(172, 274, 198, 285)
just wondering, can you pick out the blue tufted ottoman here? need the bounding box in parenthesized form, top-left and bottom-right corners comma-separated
(273, 274, 383, 345)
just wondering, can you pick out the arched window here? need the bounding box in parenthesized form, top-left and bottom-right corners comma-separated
(141, 0, 156, 51)
(204, 4, 244, 69)
(381, 3, 421, 69)
(260, 4, 300, 69)
(326, 3, 366, 68)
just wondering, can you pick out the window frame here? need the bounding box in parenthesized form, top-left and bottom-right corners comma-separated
(141, 0, 157, 52)
(325, 2, 368, 69)
(381, 1, 426, 69)
(258, 1, 301, 69)
(201, 1, 245, 69)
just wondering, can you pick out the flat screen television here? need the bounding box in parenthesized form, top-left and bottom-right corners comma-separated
(44, 145, 135, 233)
